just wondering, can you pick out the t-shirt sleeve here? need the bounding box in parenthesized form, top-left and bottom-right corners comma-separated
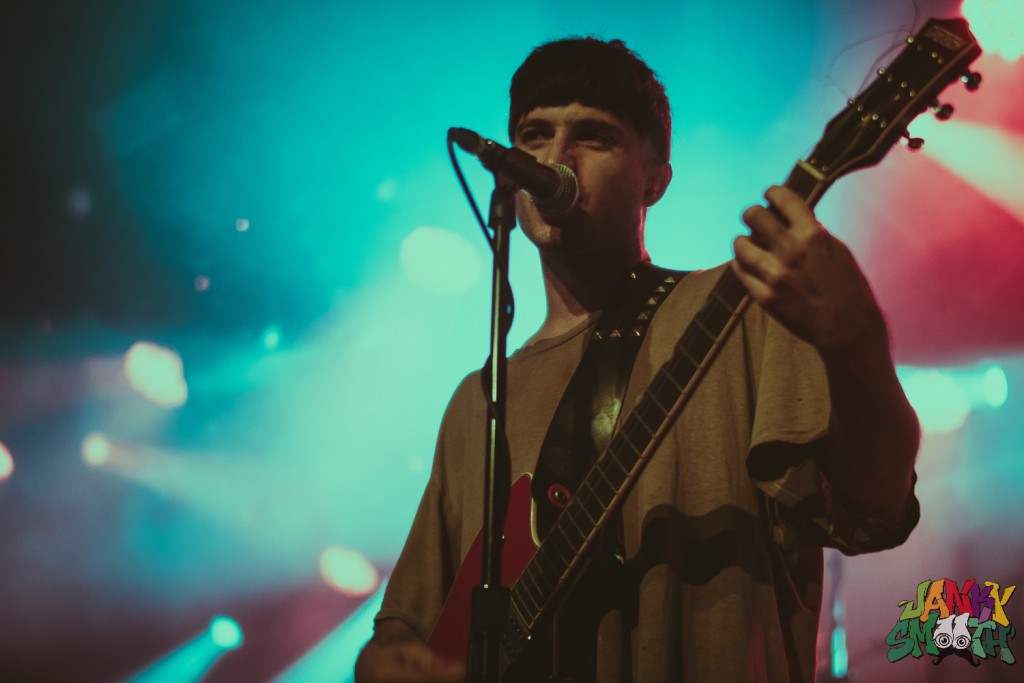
(374, 421, 458, 641)
(742, 307, 919, 556)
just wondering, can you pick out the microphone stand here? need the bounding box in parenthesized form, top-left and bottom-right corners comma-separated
(467, 176, 516, 683)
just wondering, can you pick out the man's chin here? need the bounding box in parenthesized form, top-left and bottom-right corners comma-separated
(535, 233, 609, 261)
(526, 209, 584, 236)
(524, 221, 583, 252)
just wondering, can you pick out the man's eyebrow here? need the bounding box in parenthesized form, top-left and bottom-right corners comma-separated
(515, 117, 551, 134)
(573, 118, 623, 134)
(515, 116, 624, 135)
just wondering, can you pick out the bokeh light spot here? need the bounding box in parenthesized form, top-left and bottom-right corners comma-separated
(209, 616, 243, 649)
(235, 217, 250, 232)
(375, 178, 398, 201)
(261, 325, 282, 351)
(66, 186, 93, 217)
(831, 626, 848, 678)
(319, 545, 379, 597)
(399, 226, 482, 295)
(194, 275, 211, 292)
(962, 0, 1024, 61)
(82, 434, 112, 466)
(983, 365, 1008, 407)
(0, 441, 13, 481)
(123, 341, 188, 407)
(901, 370, 970, 434)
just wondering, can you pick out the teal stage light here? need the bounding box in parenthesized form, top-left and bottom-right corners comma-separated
(273, 580, 387, 683)
(121, 616, 243, 683)
(963, 0, 1024, 61)
(898, 362, 1010, 434)
(210, 615, 244, 649)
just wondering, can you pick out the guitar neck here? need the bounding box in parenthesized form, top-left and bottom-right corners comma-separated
(502, 161, 832, 659)
(786, 161, 833, 210)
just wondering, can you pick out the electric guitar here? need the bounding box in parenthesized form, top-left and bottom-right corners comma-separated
(429, 16, 982, 674)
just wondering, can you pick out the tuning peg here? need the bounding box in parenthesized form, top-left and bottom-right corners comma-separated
(932, 102, 955, 120)
(901, 132, 925, 151)
(962, 70, 982, 92)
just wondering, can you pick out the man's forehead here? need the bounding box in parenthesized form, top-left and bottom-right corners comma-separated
(514, 103, 631, 132)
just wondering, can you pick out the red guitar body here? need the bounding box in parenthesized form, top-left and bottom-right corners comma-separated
(427, 474, 538, 667)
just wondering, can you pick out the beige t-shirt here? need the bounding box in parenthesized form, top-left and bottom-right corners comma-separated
(375, 264, 918, 681)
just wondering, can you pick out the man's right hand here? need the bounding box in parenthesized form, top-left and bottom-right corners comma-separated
(354, 619, 465, 683)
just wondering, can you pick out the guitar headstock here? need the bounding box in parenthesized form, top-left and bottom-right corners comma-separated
(802, 17, 982, 184)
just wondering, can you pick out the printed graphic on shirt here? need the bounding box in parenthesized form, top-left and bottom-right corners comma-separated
(885, 578, 1016, 666)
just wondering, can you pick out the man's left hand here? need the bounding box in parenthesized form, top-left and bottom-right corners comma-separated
(731, 185, 886, 354)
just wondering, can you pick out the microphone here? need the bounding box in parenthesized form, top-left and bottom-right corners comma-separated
(449, 127, 579, 215)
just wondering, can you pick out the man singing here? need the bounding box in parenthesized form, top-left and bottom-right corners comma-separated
(356, 37, 919, 682)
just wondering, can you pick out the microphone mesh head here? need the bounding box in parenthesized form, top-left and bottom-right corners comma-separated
(534, 164, 579, 216)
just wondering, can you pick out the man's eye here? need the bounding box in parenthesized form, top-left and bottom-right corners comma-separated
(519, 129, 543, 143)
(579, 131, 612, 145)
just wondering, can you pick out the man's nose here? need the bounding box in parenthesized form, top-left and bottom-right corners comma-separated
(540, 134, 576, 169)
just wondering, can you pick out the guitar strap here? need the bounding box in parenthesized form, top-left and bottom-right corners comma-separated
(527, 261, 688, 680)
(531, 261, 689, 539)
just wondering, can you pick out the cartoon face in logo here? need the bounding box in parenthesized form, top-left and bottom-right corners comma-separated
(886, 578, 1016, 666)
(933, 613, 972, 650)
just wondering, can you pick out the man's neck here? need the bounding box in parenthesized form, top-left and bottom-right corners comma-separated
(528, 246, 649, 344)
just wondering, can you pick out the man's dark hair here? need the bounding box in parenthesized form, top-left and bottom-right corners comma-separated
(508, 37, 672, 163)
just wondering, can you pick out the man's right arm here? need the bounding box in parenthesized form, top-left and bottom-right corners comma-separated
(354, 618, 465, 683)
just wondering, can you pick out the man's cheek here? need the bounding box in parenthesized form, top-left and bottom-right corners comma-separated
(514, 193, 547, 229)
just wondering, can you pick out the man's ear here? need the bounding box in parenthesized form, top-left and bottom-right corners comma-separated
(643, 162, 672, 207)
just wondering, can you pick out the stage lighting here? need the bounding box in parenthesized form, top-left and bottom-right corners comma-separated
(272, 581, 387, 683)
(830, 626, 849, 678)
(122, 617, 241, 682)
(963, 0, 1024, 61)
(898, 363, 1008, 434)
(262, 325, 282, 351)
(0, 441, 13, 481)
(906, 115, 1024, 228)
(900, 370, 970, 434)
(82, 434, 113, 466)
(209, 616, 243, 650)
(375, 178, 397, 201)
(983, 365, 1008, 408)
(67, 187, 93, 217)
(123, 341, 188, 407)
(399, 226, 482, 295)
(319, 545, 379, 597)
